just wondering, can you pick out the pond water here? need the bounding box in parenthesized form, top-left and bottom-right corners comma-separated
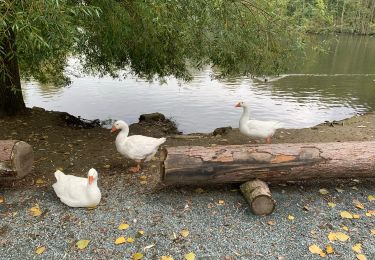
(22, 35, 375, 133)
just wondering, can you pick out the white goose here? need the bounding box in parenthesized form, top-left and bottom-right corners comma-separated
(235, 101, 282, 144)
(52, 168, 101, 207)
(111, 120, 166, 172)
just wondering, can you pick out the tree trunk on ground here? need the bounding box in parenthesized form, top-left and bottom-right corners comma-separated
(240, 180, 275, 215)
(0, 140, 34, 180)
(160, 141, 375, 185)
(0, 27, 26, 117)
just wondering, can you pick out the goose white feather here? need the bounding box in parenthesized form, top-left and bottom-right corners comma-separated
(111, 120, 166, 171)
(236, 101, 282, 143)
(52, 168, 101, 207)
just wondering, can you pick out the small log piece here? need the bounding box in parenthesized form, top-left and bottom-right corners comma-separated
(0, 140, 34, 180)
(240, 180, 275, 215)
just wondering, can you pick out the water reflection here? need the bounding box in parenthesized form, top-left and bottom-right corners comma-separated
(22, 35, 375, 133)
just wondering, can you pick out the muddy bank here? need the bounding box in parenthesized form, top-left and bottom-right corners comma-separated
(0, 107, 374, 189)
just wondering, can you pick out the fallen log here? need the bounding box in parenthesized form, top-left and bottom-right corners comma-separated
(160, 141, 375, 185)
(240, 180, 275, 215)
(0, 140, 34, 180)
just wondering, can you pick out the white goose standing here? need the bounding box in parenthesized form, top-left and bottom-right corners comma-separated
(235, 101, 282, 144)
(111, 120, 166, 172)
(52, 168, 101, 208)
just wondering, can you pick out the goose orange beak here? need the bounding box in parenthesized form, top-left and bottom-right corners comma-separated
(111, 126, 118, 133)
(88, 176, 94, 184)
(235, 102, 241, 107)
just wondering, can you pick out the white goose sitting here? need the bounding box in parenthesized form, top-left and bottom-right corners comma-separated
(111, 120, 166, 173)
(235, 101, 282, 144)
(52, 168, 101, 207)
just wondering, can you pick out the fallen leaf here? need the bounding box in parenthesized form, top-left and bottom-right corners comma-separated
(180, 229, 189, 238)
(137, 230, 145, 236)
(103, 164, 111, 169)
(319, 188, 329, 195)
(35, 246, 46, 255)
(0, 196, 4, 203)
(365, 212, 371, 217)
(35, 178, 45, 185)
(368, 210, 375, 215)
(139, 175, 147, 181)
(267, 220, 276, 226)
(340, 211, 353, 219)
(185, 252, 196, 260)
(140, 181, 148, 185)
(328, 232, 350, 242)
(357, 254, 367, 260)
(352, 186, 359, 191)
(355, 202, 365, 210)
(76, 240, 90, 250)
(118, 223, 130, 230)
(352, 243, 362, 253)
(326, 245, 334, 254)
(287, 215, 294, 220)
(328, 202, 336, 208)
(341, 226, 349, 231)
(353, 214, 361, 219)
(115, 236, 126, 245)
(127, 237, 135, 243)
(336, 188, 344, 193)
(161, 256, 174, 260)
(218, 200, 225, 205)
(371, 229, 375, 235)
(195, 188, 204, 193)
(308, 244, 325, 257)
(368, 195, 375, 201)
(29, 204, 42, 217)
(133, 252, 144, 260)
(143, 244, 155, 250)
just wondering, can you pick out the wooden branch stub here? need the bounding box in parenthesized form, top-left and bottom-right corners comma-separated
(0, 140, 34, 180)
(240, 180, 275, 215)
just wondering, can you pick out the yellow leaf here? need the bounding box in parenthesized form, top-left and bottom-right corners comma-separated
(218, 200, 225, 205)
(357, 254, 367, 260)
(118, 223, 130, 230)
(368, 209, 375, 215)
(328, 232, 349, 242)
(308, 244, 324, 255)
(161, 256, 174, 260)
(340, 211, 353, 219)
(115, 236, 126, 245)
(353, 214, 361, 219)
(35, 246, 46, 255)
(133, 252, 144, 260)
(180, 229, 189, 238)
(326, 245, 334, 254)
(319, 188, 329, 195)
(267, 220, 276, 226)
(0, 196, 4, 203)
(287, 215, 295, 220)
(138, 230, 145, 236)
(352, 243, 362, 253)
(195, 188, 204, 194)
(355, 203, 365, 209)
(368, 195, 375, 201)
(365, 212, 371, 217)
(371, 229, 375, 235)
(127, 237, 135, 243)
(35, 178, 45, 185)
(341, 226, 349, 231)
(29, 204, 42, 217)
(328, 202, 336, 208)
(76, 240, 90, 249)
(139, 175, 147, 181)
(140, 181, 148, 185)
(185, 252, 196, 260)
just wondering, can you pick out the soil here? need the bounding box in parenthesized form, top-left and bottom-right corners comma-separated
(0, 107, 375, 189)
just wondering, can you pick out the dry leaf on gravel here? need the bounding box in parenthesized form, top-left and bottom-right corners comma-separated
(328, 202, 336, 208)
(308, 244, 326, 257)
(185, 252, 196, 260)
(355, 202, 365, 210)
(127, 237, 135, 243)
(29, 204, 42, 217)
(267, 220, 276, 226)
(326, 245, 334, 254)
(35, 246, 46, 255)
(133, 252, 144, 260)
(328, 232, 349, 242)
(368, 195, 375, 201)
(115, 236, 126, 245)
(340, 211, 353, 219)
(218, 200, 225, 205)
(319, 188, 329, 195)
(371, 229, 375, 235)
(0, 196, 4, 203)
(287, 215, 295, 220)
(76, 240, 90, 250)
(118, 223, 130, 230)
(357, 254, 367, 260)
(195, 188, 204, 193)
(352, 243, 362, 253)
(180, 229, 189, 238)
(161, 256, 174, 260)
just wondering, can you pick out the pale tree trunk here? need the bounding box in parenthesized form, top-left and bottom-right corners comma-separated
(0, 27, 26, 117)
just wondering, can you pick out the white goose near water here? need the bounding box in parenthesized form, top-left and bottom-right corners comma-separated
(52, 168, 101, 208)
(235, 101, 282, 144)
(111, 120, 166, 172)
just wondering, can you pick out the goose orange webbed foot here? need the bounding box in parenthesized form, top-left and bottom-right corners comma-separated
(128, 164, 141, 173)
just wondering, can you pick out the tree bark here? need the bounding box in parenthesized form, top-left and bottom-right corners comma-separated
(0, 140, 34, 180)
(0, 27, 26, 117)
(240, 180, 275, 215)
(160, 141, 375, 185)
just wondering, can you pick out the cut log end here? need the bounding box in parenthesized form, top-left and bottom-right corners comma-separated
(241, 180, 275, 216)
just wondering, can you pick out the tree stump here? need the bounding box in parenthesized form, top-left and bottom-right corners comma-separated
(240, 180, 275, 215)
(0, 140, 34, 180)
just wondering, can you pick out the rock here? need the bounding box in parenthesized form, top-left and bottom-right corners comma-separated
(130, 112, 181, 136)
(32, 107, 45, 112)
(213, 126, 232, 136)
(139, 113, 166, 122)
(59, 112, 101, 129)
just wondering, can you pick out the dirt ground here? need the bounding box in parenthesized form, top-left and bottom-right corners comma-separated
(0, 108, 374, 189)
